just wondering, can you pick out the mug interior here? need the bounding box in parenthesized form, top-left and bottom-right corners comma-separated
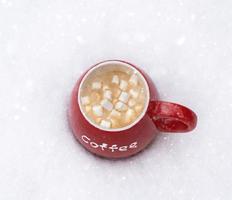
(78, 60, 150, 132)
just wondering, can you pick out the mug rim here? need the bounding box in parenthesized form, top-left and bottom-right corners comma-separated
(77, 60, 150, 132)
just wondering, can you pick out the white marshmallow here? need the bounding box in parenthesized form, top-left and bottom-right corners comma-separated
(119, 91, 130, 103)
(92, 105, 103, 117)
(124, 108, 135, 123)
(119, 80, 128, 91)
(81, 96, 90, 105)
(112, 75, 120, 84)
(110, 109, 121, 119)
(126, 108, 135, 117)
(101, 99, 113, 111)
(100, 120, 111, 128)
(129, 74, 138, 86)
(103, 90, 112, 100)
(128, 99, 136, 107)
(92, 82, 102, 90)
(129, 89, 139, 99)
(115, 101, 128, 111)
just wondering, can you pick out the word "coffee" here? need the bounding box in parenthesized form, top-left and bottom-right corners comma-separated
(81, 135, 138, 152)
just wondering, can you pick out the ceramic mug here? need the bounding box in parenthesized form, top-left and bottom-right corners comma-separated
(68, 60, 197, 158)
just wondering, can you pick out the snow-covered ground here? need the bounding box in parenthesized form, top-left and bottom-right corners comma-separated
(1, 0, 232, 199)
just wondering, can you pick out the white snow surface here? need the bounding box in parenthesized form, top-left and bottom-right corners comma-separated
(0, 0, 232, 199)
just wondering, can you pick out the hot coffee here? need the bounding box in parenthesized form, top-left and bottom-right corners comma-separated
(79, 62, 149, 130)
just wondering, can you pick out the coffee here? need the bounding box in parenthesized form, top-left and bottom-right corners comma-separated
(79, 62, 148, 130)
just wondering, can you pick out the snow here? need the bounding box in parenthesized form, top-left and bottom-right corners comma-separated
(0, 0, 232, 199)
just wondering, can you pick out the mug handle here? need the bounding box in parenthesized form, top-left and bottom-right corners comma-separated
(148, 101, 197, 133)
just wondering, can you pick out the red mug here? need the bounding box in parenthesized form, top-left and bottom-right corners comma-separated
(68, 60, 197, 159)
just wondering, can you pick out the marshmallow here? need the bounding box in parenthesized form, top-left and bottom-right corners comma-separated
(81, 96, 90, 105)
(110, 109, 121, 119)
(119, 91, 130, 103)
(129, 89, 139, 99)
(119, 80, 128, 91)
(135, 104, 143, 113)
(115, 101, 128, 111)
(126, 108, 135, 117)
(128, 99, 136, 107)
(85, 105, 91, 112)
(100, 120, 111, 128)
(112, 75, 120, 84)
(103, 90, 112, 100)
(92, 82, 102, 90)
(129, 74, 138, 86)
(124, 108, 136, 123)
(92, 105, 103, 117)
(101, 99, 113, 111)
